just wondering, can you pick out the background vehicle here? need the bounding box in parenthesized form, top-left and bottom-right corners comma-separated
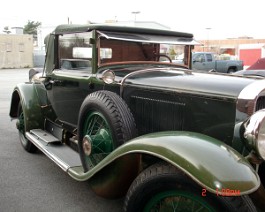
(234, 58, 265, 77)
(247, 57, 265, 70)
(192, 52, 244, 73)
(9, 24, 265, 211)
(235, 69, 265, 78)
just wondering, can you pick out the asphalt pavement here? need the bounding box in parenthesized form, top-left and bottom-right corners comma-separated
(0, 69, 123, 212)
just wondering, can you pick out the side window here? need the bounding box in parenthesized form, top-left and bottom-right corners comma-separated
(206, 54, 213, 62)
(194, 54, 205, 62)
(58, 32, 93, 72)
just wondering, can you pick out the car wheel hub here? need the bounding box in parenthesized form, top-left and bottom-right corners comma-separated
(82, 135, 92, 156)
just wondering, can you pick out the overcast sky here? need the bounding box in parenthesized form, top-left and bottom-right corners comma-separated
(0, 0, 263, 40)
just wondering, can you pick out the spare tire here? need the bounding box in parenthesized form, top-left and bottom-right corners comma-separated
(77, 90, 137, 171)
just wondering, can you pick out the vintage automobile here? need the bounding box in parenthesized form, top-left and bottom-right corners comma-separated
(9, 24, 265, 211)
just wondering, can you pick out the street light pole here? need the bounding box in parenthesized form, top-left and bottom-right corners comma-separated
(205, 27, 211, 51)
(131, 11, 140, 22)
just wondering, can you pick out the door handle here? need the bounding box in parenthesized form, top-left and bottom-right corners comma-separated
(49, 79, 62, 84)
(44, 79, 62, 89)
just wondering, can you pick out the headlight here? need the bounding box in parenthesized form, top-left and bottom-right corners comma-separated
(244, 109, 265, 160)
(101, 70, 115, 84)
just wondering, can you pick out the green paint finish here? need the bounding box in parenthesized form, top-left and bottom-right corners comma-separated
(10, 82, 56, 132)
(10, 83, 45, 131)
(83, 111, 114, 166)
(68, 131, 259, 195)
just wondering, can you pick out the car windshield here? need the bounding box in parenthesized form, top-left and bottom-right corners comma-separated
(98, 31, 197, 67)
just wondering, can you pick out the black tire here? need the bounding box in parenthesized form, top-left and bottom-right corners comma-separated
(228, 68, 236, 73)
(78, 91, 137, 171)
(124, 162, 257, 212)
(17, 101, 37, 153)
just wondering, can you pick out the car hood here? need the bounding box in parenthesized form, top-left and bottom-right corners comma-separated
(118, 68, 258, 99)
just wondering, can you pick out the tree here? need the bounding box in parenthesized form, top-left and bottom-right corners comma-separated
(3, 26, 11, 34)
(23, 20, 41, 38)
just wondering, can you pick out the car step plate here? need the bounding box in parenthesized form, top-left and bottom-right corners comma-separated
(26, 130, 82, 172)
(30, 129, 60, 143)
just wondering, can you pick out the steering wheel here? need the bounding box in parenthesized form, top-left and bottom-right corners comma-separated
(155, 54, 172, 63)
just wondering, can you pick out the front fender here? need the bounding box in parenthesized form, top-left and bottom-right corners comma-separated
(9, 83, 49, 131)
(69, 131, 259, 196)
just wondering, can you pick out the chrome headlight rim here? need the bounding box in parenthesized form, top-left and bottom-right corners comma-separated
(244, 109, 265, 160)
(101, 70, 115, 84)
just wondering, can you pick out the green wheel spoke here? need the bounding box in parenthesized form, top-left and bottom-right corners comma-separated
(83, 111, 114, 166)
(87, 115, 99, 135)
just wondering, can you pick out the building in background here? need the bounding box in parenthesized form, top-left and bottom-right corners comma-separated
(238, 43, 265, 67)
(195, 37, 265, 55)
(194, 37, 265, 68)
(0, 33, 33, 69)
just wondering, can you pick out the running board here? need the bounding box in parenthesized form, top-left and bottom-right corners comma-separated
(26, 130, 82, 172)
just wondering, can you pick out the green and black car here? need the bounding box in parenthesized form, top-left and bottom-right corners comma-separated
(9, 24, 265, 211)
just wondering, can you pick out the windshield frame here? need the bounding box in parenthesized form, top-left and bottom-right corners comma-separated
(97, 30, 196, 69)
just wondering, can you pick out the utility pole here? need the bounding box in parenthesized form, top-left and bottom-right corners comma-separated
(131, 11, 140, 22)
(206, 27, 211, 51)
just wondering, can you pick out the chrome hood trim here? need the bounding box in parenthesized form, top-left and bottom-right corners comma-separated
(238, 80, 265, 100)
(237, 80, 265, 118)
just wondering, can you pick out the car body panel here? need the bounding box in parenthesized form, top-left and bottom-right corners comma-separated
(10, 83, 45, 131)
(68, 131, 260, 195)
(118, 68, 255, 98)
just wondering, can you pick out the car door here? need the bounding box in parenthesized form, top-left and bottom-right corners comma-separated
(204, 53, 215, 70)
(47, 68, 93, 126)
(46, 31, 96, 126)
(192, 53, 206, 70)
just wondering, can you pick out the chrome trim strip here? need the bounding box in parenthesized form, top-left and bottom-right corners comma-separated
(97, 31, 200, 45)
(237, 80, 265, 117)
(244, 109, 265, 159)
(238, 80, 265, 100)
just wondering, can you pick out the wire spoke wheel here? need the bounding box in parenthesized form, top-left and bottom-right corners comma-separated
(78, 91, 137, 171)
(82, 111, 113, 167)
(144, 190, 214, 212)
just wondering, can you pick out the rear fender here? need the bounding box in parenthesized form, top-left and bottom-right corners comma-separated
(9, 83, 50, 131)
(68, 131, 260, 197)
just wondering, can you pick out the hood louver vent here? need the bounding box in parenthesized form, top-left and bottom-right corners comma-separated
(131, 95, 186, 135)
